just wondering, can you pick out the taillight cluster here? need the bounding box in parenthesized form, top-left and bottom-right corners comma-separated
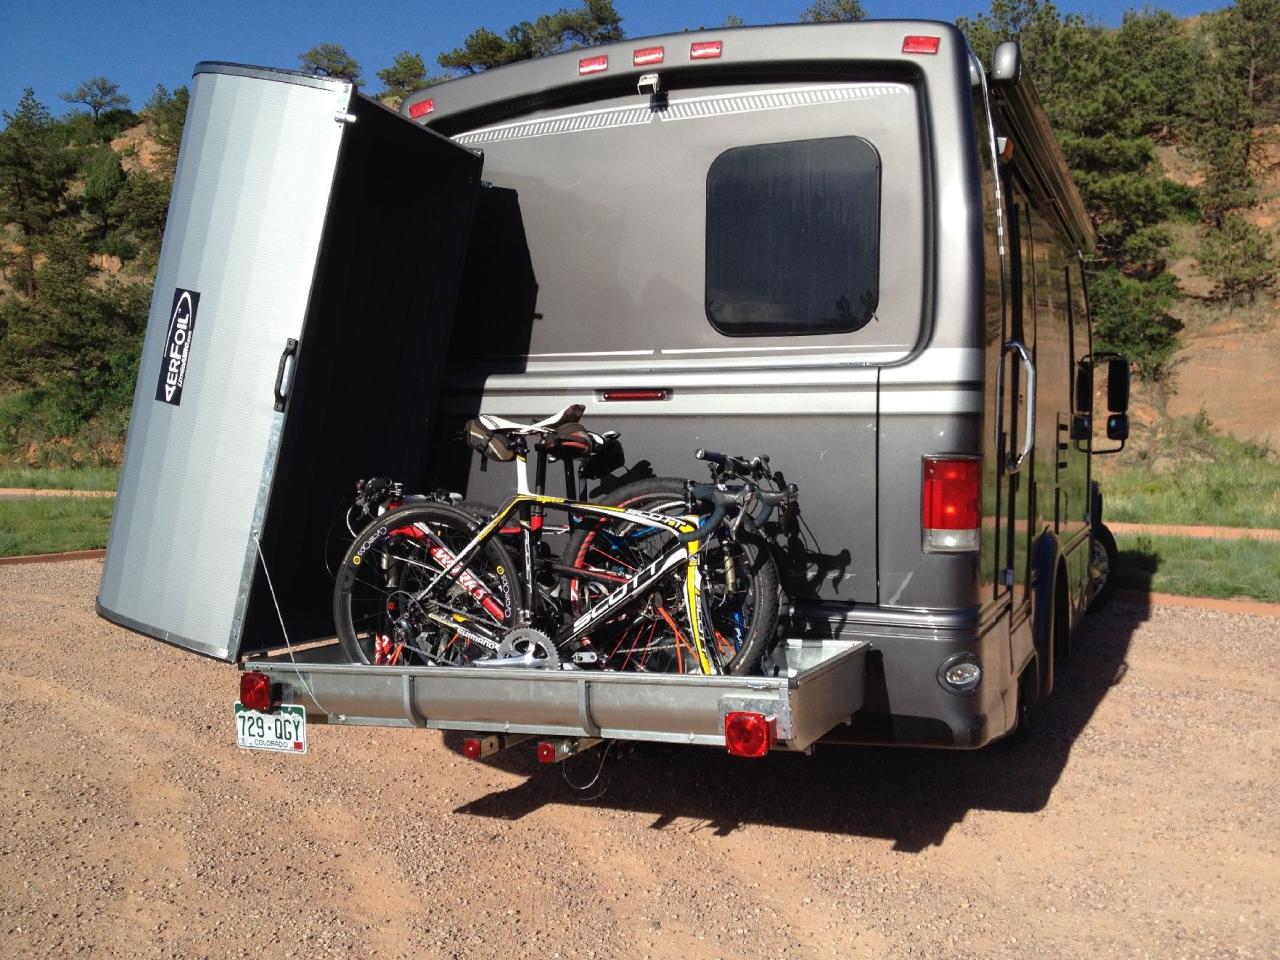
(922, 456, 981, 553)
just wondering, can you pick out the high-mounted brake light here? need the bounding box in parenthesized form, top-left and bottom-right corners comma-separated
(600, 389, 668, 402)
(902, 35, 941, 55)
(239, 671, 272, 712)
(633, 46, 665, 66)
(408, 98, 435, 120)
(579, 54, 609, 75)
(922, 456, 981, 553)
(690, 40, 723, 60)
(724, 711, 775, 758)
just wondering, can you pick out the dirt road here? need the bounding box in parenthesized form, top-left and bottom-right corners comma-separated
(1, 560, 1276, 960)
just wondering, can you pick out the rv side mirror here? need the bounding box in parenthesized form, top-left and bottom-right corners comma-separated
(1107, 414, 1129, 442)
(991, 41, 1022, 86)
(1107, 357, 1130, 413)
(1074, 362, 1093, 414)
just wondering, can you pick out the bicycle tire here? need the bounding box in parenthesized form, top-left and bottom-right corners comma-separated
(333, 501, 522, 666)
(561, 477, 779, 675)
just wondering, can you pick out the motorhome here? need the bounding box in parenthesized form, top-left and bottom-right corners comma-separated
(98, 20, 1129, 758)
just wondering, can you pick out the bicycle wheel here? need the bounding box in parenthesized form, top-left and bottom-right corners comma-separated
(562, 478, 779, 675)
(333, 502, 522, 666)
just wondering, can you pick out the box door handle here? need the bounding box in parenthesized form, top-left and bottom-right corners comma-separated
(273, 338, 298, 412)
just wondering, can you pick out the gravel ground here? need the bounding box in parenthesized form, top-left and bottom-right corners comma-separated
(1, 559, 1277, 960)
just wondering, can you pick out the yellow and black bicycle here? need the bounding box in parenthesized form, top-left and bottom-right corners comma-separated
(332, 404, 797, 675)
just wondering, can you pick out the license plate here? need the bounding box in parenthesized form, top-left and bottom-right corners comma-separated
(234, 702, 307, 754)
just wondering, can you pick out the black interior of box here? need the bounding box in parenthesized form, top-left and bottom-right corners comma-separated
(241, 96, 482, 653)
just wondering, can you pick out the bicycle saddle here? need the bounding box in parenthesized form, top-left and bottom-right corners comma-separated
(476, 403, 584, 434)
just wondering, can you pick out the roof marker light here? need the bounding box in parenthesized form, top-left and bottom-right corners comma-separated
(690, 40, 723, 60)
(902, 35, 941, 55)
(408, 98, 435, 120)
(579, 54, 609, 75)
(633, 46, 665, 66)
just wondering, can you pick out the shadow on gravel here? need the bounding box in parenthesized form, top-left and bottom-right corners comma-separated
(452, 598, 1152, 851)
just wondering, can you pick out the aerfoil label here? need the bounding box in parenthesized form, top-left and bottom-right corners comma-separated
(155, 288, 200, 406)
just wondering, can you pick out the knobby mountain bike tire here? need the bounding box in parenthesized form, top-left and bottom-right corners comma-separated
(333, 502, 521, 666)
(560, 477, 779, 675)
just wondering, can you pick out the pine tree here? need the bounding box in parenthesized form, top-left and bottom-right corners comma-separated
(0, 90, 77, 296)
(439, 0, 623, 74)
(799, 0, 867, 22)
(299, 44, 364, 86)
(60, 77, 129, 123)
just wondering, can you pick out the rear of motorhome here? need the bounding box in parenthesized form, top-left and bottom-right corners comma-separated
(98, 20, 1128, 756)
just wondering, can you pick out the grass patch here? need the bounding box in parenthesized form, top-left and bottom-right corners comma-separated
(0, 466, 120, 491)
(1097, 415, 1280, 528)
(0, 497, 116, 557)
(1113, 532, 1280, 603)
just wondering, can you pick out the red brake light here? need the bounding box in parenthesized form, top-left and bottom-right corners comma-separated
(633, 47, 664, 66)
(902, 35, 941, 55)
(239, 671, 271, 712)
(724, 711, 775, 758)
(690, 40, 723, 60)
(408, 98, 435, 120)
(600, 389, 668, 402)
(922, 456, 981, 552)
(578, 55, 608, 75)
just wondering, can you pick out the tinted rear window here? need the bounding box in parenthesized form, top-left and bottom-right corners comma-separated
(705, 136, 880, 336)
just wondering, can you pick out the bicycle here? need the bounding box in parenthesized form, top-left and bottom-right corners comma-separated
(331, 404, 797, 675)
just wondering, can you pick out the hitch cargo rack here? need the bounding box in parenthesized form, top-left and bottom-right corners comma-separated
(245, 638, 870, 753)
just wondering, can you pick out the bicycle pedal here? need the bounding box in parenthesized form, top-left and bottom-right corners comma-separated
(572, 650, 599, 665)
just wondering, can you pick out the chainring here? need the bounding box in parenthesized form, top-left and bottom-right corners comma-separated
(497, 627, 561, 668)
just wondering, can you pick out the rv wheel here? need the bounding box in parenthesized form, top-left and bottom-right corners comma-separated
(1087, 524, 1118, 613)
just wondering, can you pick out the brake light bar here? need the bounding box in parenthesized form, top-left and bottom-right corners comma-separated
(922, 456, 981, 553)
(578, 54, 608, 75)
(902, 35, 941, 55)
(407, 98, 435, 120)
(633, 46, 664, 66)
(690, 40, 723, 60)
(600, 388, 668, 402)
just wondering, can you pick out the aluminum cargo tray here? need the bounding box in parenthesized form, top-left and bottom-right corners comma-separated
(247, 639, 869, 752)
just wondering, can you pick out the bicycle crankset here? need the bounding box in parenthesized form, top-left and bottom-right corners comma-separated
(495, 627, 561, 668)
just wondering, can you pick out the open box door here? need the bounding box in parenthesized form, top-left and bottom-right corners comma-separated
(98, 64, 482, 661)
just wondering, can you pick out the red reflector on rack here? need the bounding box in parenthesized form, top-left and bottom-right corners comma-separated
(600, 389, 668, 402)
(690, 40, 723, 60)
(408, 98, 435, 120)
(536, 742, 557, 764)
(462, 738, 483, 760)
(902, 35, 941, 55)
(724, 711, 775, 758)
(578, 55, 609, 75)
(922, 456, 981, 553)
(239, 671, 271, 712)
(633, 46, 665, 66)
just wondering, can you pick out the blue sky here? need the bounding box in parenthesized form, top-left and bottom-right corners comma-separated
(1, 0, 1222, 117)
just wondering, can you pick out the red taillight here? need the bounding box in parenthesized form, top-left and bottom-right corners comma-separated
(633, 46, 664, 66)
(902, 35, 941, 55)
(724, 711, 775, 758)
(922, 456, 981, 553)
(240, 671, 271, 712)
(462, 738, 483, 760)
(408, 98, 435, 120)
(536, 742, 557, 764)
(690, 40, 723, 60)
(600, 388, 668, 402)
(579, 54, 608, 75)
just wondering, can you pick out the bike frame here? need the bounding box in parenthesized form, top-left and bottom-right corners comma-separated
(389, 447, 720, 674)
